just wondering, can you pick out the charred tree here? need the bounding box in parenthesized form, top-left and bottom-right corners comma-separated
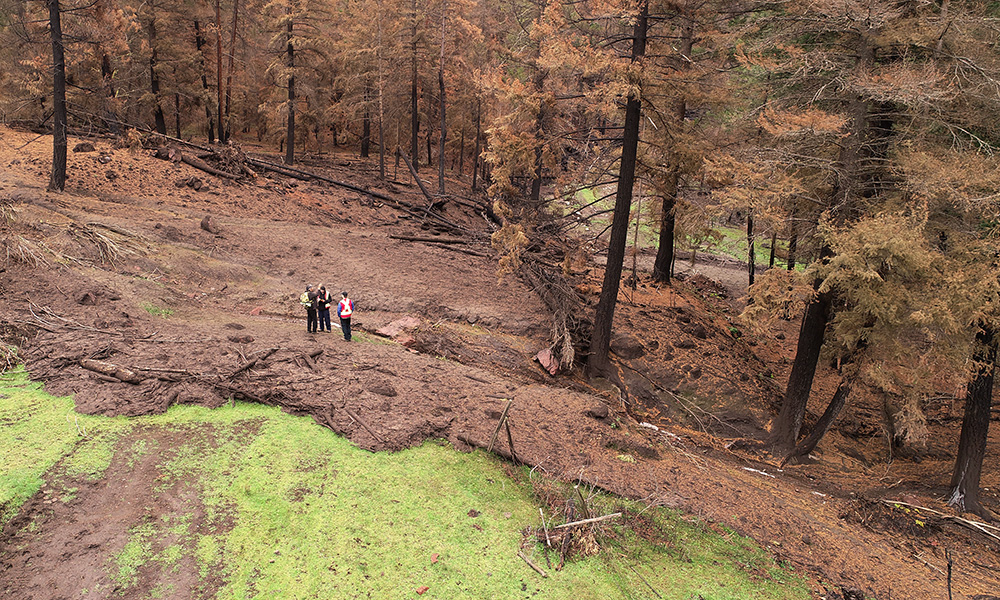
(215, 0, 224, 142)
(410, 0, 420, 172)
(948, 327, 997, 521)
(147, 17, 167, 135)
(362, 83, 371, 158)
(586, 2, 647, 377)
(100, 54, 121, 134)
(194, 21, 216, 143)
(472, 98, 481, 191)
(770, 286, 833, 454)
(285, 7, 295, 166)
(47, 0, 67, 191)
(651, 14, 692, 284)
(787, 226, 797, 270)
(223, 0, 239, 141)
(782, 379, 851, 465)
(437, 0, 446, 194)
(747, 212, 755, 286)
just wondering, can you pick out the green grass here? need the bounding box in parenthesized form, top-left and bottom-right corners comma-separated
(140, 302, 174, 318)
(1, 368, 813, 600)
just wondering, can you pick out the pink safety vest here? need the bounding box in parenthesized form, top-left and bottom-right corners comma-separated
(338, 298, 353, 317)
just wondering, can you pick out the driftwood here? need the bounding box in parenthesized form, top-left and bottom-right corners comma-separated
(79, 359, 144, 384)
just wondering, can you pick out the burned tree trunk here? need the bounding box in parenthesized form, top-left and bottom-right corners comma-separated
(194, 21, 216, 144)
(284, 8, 295, 166)
(47, 0, 67, 192)
(586, 2, 647, 377)
(769, 288, 832, 454)
(782, 379, 851, 465)
(147, 17, 167, 135)
(948, 327, 997, 521)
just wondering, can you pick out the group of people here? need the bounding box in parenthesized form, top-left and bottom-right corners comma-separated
(300, 285, 354, 340)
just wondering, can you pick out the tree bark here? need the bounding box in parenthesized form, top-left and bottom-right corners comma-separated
(586, 2, 647, 377)
(194, 21, 216, 144)
(100, 54, 120, 135)
(174, 92, 181, 138)
(772, 33, 878, 454)
(376, 1, 386, 179)
(437, 0, 446, 194)
(769, 287, 833, 454)
(747, 212, 755, 286)
(948, 326, 997, 521)
(362, 83, 371, 158)
(783, 379, 851, 464)
(652, 173, 677, 283)
(215, 0, 224, 143)
(472, 98, 481, 191)
(285, 7, 295, 166)
(768, 232, 777, 268)
(651, 14, 691, 283)
(410, 0, 420, 172)
(223, 0, 239, 141)
(47, 0, 67, 192)
(787, 226, 797, 270)
(147, 17, 167, 135)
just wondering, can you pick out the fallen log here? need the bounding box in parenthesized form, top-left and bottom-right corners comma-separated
(399, 152, 436, 204)
(153, 146, 240, 180)
(181, 153, 240, 180)
(79, 359, 145, 384)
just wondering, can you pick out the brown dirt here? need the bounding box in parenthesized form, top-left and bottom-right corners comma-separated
(2, 126, 1000, 599)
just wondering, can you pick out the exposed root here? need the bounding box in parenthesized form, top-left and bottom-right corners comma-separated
(1, 344, 18, 372)
(522, 259, 589, 369)
(3, 235, 51, 267)
(67, 222, 147, 266)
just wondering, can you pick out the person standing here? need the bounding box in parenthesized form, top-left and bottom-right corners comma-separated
(317, 285, 332, 332)
(301, 284, 319, 333)
(337, 291, 354, 341)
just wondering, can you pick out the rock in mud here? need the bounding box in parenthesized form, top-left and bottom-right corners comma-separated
(585, 403, 609, 420)
(535, 347, 559, 375)
(610, 332, 646, 359)
(200, 215, 220, 234)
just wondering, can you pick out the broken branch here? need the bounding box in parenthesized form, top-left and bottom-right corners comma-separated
(552, 513, 622, 529)
(517, 551, 548, 578)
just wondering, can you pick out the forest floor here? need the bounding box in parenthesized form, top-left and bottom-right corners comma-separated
(1, 125, 999, 600)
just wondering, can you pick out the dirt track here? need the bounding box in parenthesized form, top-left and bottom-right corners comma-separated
(3, 127, 1000, 599)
